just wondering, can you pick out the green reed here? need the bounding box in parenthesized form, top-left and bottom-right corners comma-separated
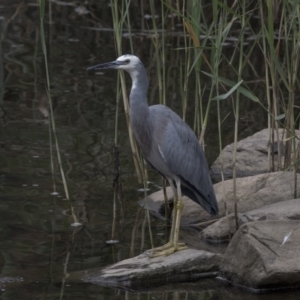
(183, 0, 259, 230)
(211, 2, 233, 236)
(110, 0, 125, 242)
(150, 0, 164, 105)
(232, 0, 246, 231)
(110, 0, 300, 238)
(110, 0, 143, 183)
(281, 1, 300, 198)
(39, 0, 79, 225)
(110, 0, 155, 246)
(259, 0, 300, 197)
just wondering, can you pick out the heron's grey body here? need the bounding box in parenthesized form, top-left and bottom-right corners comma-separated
(88, 54, 218, 255)
(131, 102, 217, 215)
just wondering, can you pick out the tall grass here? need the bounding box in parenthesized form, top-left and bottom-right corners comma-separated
(109, 0, 155, 246)
(260, 0, 300, 198)
(232, 0, 246, 230)
(110, 0, 143, 184)
(107, 0, 300, 237)
(39, 0, 79, 225)
(184, 0, 299, 231)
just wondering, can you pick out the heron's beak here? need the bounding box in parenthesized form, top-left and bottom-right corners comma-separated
(87, 60, 125, 71)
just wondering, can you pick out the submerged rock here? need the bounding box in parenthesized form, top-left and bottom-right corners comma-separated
(83, 249, 221, 289)
(201, 198, 300, 242)
(220, 220, 300, 291)
(0, 276, 23, 283)
(140, 171, 300, 225)
(211, 128, 299, 181)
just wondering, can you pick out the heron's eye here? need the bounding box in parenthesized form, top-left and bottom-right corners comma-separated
(125, 59, 130, 63)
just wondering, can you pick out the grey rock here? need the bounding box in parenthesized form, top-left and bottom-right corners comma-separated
(213, 171, 300, 218)
(139, 186, 220, 225)
(211, 128, 299, 181)
(201, 198, 300, 242)
(140, 171, 300, 225)
(220, 220, 300, 291)
(139, 187, 174, 219)
(83, 249, 221, 289)
(179, 227, 227, 254)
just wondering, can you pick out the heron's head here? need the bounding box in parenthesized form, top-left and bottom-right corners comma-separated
(87, 54, 142, 74)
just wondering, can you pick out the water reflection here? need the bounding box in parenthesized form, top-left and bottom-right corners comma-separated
(0, 1, 297, 300)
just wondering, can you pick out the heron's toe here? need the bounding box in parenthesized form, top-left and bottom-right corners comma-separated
(144, 242, 188, 258)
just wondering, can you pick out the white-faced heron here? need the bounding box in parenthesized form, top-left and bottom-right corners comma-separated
(87, 54, 219, 256)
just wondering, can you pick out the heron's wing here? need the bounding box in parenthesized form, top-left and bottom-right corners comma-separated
(154, 107, 218, 214)
(161, 118, 208, 186)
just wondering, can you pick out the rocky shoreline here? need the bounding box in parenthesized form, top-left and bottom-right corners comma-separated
(82, 128, 300, 292)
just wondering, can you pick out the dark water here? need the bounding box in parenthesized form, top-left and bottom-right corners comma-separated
(0, 1, 298, 299)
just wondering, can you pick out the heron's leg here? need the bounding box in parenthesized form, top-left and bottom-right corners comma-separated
(144, 179, 187, 257)
(167, 180, 186, 249)
(168, 179, 177, 244)
(173, 179, 187, 250)
(144, 180, 177, 253)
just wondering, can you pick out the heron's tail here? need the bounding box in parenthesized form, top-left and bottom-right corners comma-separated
(179, 179, 219, 216)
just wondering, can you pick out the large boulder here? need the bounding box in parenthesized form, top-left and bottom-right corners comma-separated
(140, 171, 300, 225)
(201, 198, 300, 242)
(213, 171, 299, 218)
(220, 220, 300, 290)
(211, 128, 299, 182)
(83, 249, 221, 289)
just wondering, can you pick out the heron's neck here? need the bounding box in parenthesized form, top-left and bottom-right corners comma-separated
(128, 67, 152, 152)
(129, 67, 149, 115)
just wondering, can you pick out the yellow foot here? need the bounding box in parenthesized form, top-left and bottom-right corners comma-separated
(144, 242, 188, 257)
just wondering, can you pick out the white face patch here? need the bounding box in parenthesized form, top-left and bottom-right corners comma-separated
(116, 55, 141, 70)
(114, 55, 145, 90)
